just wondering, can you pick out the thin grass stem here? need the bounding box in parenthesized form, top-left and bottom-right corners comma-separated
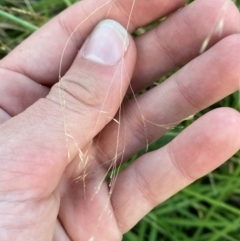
(0, 9, 38, 32)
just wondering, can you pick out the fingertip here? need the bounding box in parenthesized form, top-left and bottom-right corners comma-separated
(203, 107, 240, 146)
(168, 107, 240, 180)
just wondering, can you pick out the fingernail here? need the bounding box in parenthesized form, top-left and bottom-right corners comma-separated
(82, 19, 129, 65)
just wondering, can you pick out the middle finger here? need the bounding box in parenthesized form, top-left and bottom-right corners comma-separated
(131, 0, 240, 94)
(96, 34, 240, 168)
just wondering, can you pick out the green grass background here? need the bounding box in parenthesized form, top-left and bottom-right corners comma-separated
(0, 0, 240, 240)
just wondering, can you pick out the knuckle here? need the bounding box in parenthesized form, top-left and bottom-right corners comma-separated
(56, 10, 86, 49)
(125, 106, 149, 148)
(133, 163, 159, 207)
(154, 27, 179, 68)
(57, 13, 74, 41)
(50, 72, 105, 112)
(167, 144, 195, 182)
(174, 72, 201, 112)
(113, 0, 138, 30)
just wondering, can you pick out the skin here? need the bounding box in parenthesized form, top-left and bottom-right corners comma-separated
(0, 0, 240, 240)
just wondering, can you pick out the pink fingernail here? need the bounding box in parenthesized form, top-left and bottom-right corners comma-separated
(82, 19, 129, 65)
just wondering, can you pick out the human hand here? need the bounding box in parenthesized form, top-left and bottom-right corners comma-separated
(0, 0, 240, 240)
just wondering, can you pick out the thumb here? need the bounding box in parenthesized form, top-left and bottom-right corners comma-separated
(0, 19, 136, 200)
(49, 19, 136, 148)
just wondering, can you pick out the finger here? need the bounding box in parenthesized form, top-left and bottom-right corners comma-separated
(0, 68, 49, 116)
(130, 0, 240, 94)
(96, 34, 240, 168)
(0, 0, 185, 85)
(0, 20, 136, 201)
(111, 108, 240, 232)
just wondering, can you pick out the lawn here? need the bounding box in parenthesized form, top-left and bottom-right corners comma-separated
(0, 0, 240, 240)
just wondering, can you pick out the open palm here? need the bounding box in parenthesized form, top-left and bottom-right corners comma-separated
(0, 0, 240, 240)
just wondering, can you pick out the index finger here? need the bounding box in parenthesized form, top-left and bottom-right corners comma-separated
(0, 0, 185, 85)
